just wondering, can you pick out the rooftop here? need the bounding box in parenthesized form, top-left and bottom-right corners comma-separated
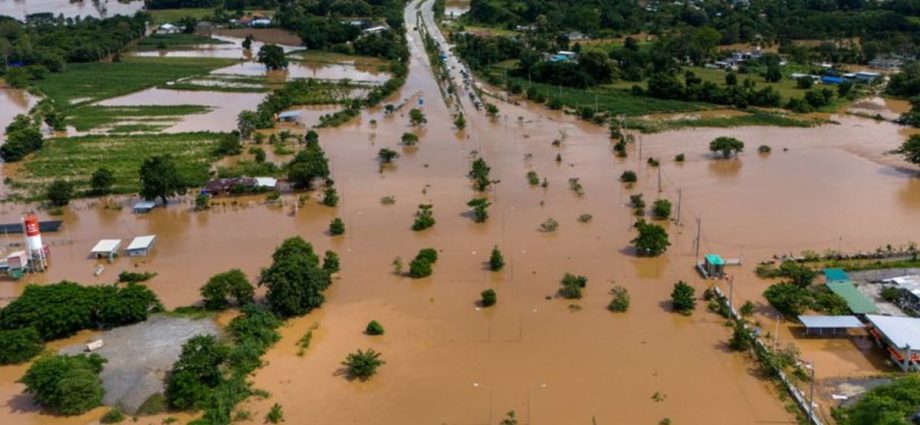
(798, 315, 863, 329)
(824, 268, 850, 283)
(91, 239, 122, 254)
(126, 235, 156, 251)
(704, 254, 725, 266)
(826, 280, 879, 314)
(866, 315, 920, 350)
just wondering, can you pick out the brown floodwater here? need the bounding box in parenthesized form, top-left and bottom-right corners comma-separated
(0, 0, 143, 21)
(3, 0, 920, 423)
(0, 85, 36, 143)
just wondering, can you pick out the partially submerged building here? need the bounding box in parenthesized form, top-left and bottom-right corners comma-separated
(125, 235, 156, 257)
(866, 314, 920, 371)
(798, 315, 863, 336)
(91, 239, 122, 260)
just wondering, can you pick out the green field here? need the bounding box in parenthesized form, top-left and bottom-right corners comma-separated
(626, 109, 825, 133)
(21, 132, 225, 194)
(137, 33, 228, 50)
(35, 57, 237, 106)
(68, 105, 212, 131)
(147, 8, 217, 24)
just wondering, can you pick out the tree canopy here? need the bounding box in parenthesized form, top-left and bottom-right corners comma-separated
(259, 237, 332, 318)
(139, 155, 186, 204)
(631, 220, 670, 256)
(709, 137, 745, 158)
(21, 354, 106, 415)
(257, 44, 289, 70)
(200, 269, 254, 310)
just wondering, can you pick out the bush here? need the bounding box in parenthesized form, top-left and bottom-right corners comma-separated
(675, 153, 685, 162)
(266, 403, 284, 424)
(100, 408, 126, 424)
(763, 283, 811, 317)
(526, 171, 540, 186)
(620, 170, 637, 183)
(417, 248, 438, 264)
(652, 199, 672, 219)
(489, 246, 504, 271)
(881, 286, 902, 303)
(412, 204, 435, 230)
(118, 271, 156, 283)
(670, 281, 696, 314)
(46, 179, 73, 206)
(0, 327, 43, 364)
(259, 237, 332, 318)
(341, 348, 385, 380)
(728, 322, 753, 351)
(21, 354, 106, 415)
(366, 320, 385, 335)
(758, 144, 772, 154)
(608, 286, 630, 312)
(200, 269, 254, 310)
(632, 220, 670, 256)
(401, 132, 419, 146)
(834, 375, 920, 425)
(539, 218, 559, 232)
(322, 186, 339, 207)
(329, 217, 345, 235)
(323, 250, 340, 274)
(409, 257, 433, 278)
(165, 335, 229, 410)
(195, 193, 209, 210)
(559, 273, 587, 300)
(481, 289, 497, 307)
(467, 198, 491, 222)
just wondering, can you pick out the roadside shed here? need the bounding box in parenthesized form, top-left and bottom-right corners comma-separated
(133, 200, 157, 214)
(277, 111, 300, 122)
(824, 268, 850, 283)
(826, 280, 878, 314)
(125, 235, 156, 257)
(866, 314, 920, 371)
(91, 239, 122, 260)
(798, 315, 863, 336)
(703, 254, 726, 278)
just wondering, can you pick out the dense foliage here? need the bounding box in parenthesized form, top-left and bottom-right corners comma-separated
(259, 237, 333, 318)
(1, 115, 44, 162)
(0, 281, 162, 340)
(200, 269, 255, 310)
(631, 220, 670, 256)
(834, 375, 920, 425)
(21, 354, 106, 415)
(0, 327, 43, 364)
(139, 154, 188, 204)
(671, 281, 696, 314)
(287, 139, 330, 189)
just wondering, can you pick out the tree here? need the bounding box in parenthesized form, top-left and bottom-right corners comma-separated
(237, 110, 260, 140)
(725, 72, 737, 86)
(21, 354, 105, 415)
(454, 113, 466, 129)
(467, 198, 491, 222)
(90, 168, 115, 195)
(165, 335, 229, 410)
(365, 320, 384, 335)
(412, 204, 435, 231)
(45, 179, 73, 206)
(322, 186, 339, 207)
(489, 246, 504, 271)
(409, 108, 427, 127)
(265, 403, 284, 424)
(631, 220, 670, 256)
(485, 103, 500, 118)
(287, 141, 330, 189)
(139, 155, 186, 204)
(763, 283, 811, 317)
(329, 217, 345, 235)
(200, 269, 254, 310)
(214, 132, 242, 156)
(709, 137, 744, 158)
(608, 286, 630, 312)
(652, 199, 672, 219)
(835, 375, 920, 425)
(408, 248, 437, 278)
(400, 132, 419, 146)
(341, 348, 385, 380)
(469, 157, 495, 191)
(259, 237, 331, 318)
(558, 273, 588, 299)
(480, 289, 497, 307)
(670, 281, 696, 314)
(242, 35, 253, 50)
(0, 328, 43, 365)
(620, 170, 637, 183)
(778, 261, 818, 287)
(1, 122, 43, 162)
(257, 44, 288, 70)
(896, 134, 920, 168)
(322, 250, 340, 274)
(728, 322, 753, 351)
(377, 148, 399, 163)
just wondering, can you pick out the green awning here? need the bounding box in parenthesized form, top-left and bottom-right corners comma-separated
(826, 281, 878, 314)
(824, 268, 850, 283)
(704, 254, 725, 266)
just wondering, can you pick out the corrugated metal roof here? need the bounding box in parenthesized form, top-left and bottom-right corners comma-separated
(91, 239, 121, 254)
(798, 315, 863, 329)
(826, 281, 878, 314)
(824, 268, 850, 282)
(866, 315, 920, 350)
(704, 254, 725, 266)
(127, 235, 156, 251)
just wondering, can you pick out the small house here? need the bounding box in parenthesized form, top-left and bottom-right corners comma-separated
(702, 254, 726, 278)
(821, 75, 844, 85)
(362, 25, 388, 35)
(255, 177, 278, 189)
(90, 239, 121, 260)
(854, 71, 881, 83)
(205, 177, 257, 196)
(251, 18, 272, 27)
(277, 110, 301, 122)
(158, 23, 180, 34)
(125, 235, 156, 257)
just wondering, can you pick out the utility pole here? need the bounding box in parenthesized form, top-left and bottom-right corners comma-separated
(808, 362, 816, 417)
(638, 135, 643, 166)
(694, 218, 701, 261)
(657, 166, 662, 193)
(727, 274, 734, 312)
(676, 189, 682, 226)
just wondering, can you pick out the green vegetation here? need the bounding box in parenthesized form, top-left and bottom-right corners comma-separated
(489, 246, 505, 271)
(117, 271, 157, 283)
(409, 248, 439, 278)
(330, 217, 346, 236)
(467, 198, 492, 223)
(258, 44, 289, 70)
(67, 105, 211, 132)
(147, 7, 217, 23)
(470, 157, 496, 191)
(1, 114, 44, 163)
(652, 199, 672, 220)
(671, 281, 696, 314)
(378, 148, 400, 164)
(365, 320, 385, 336)
(895, 134, 920, 170)
(266, 403, 284, 424)
(137, 33, 227, 50)
(620, 170, 637, 183)
(631, 220, 670, 256)
(341, 348, 385, 381)
(287, 139, 330, 189)
(412, 204, 436, 231)
(20, 132, 225, 197)
(100, 408, 126, 424)
(200, 269, 255, 310)
(322, 186, 339, 207)
(608, 286, 631, 312)
(34, 57, 237, 106)
(322, 250, 340, 274)
(259, 237, 333, 318)
(710, 136, 745, 158)
(0, 328, 43, 365)
(526, 171, 540, 186)
(626, 110, 822, 134)
(45, 179, 74, 206)
(21, 354, 105, 415)
(559, 273, 588, 300)
(834, 375, 920, 425)
(481, 289, 497, 307)
(409, 108, 427, 127)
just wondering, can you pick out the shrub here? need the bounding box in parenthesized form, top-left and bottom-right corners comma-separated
(608, 286, 630, 312)
(620, 170, 637, 183)
(21, 354, 105, 415)
(629, 194, 645, 209)
(322, 186, 339, 207)
(632, 220, 670, 256)
(559, 273, 587, 299)
(117, 271, 157, 283)
(377, 148, 399, 163)
(670, 281, 696, 314)
(341, 348, 385, 380)
(46, 179, 73, 207)
(265, 403, 284, 424)
(467, 198, 491, 222)
(100, 408, 126, 424)
(526, 171, 539, 186)
(409, 258, 432, 278)
(740, 300, 755, 317)
(709, 136, 744, 158)
(165, 335, 229, 410)
(489, 246, 504, 271)
(577, 213, 593, 223)
(881, 286, 902, 303)
(401, 132, 419, 146)
(758, 145, 772, 154)
(539, 218, 559, 232)
(412, 204, 435, 230)
(728, 322, 753, 351)
(652, 199, 672, 219)
(195, 194, 210, 210)
(675, 153, 685, 162)
(329, 217, 345, 235)
(365, 320, 385, 335)
(0, 327, 43, 365)
(200, 269, 254, 310)
(417, 248, 438, 264)
(480, 289, 497, 307)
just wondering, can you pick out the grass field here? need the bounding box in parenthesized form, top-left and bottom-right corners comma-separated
(35, 57, 237, 106)
(137, 33, 228, 50)
(67, 105, 212, 131)
(20, 132, 224, 194)
(626, 109, 825, 133)
(147, 8, 216, 24)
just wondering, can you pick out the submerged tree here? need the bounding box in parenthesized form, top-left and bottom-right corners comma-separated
(670, 281, 696, 314)
(469, 157, 497, 191)
(21, 354, 105, 415)
(90, 167, 115, 195)
(412, 204, 435, 231)
(489, 246, 504, 271)
(467, 198, 491, 223)
(631, 220, 670, 256)
(257, 44, 288, 70)
(259, 237, 332, 318)
(896, 134, 920, 169)
(341, 348, 385, 380)
(709, 136, 745, 158)
(377, 148, 399, 164)
(287, 141, 330, 189)
(200, 269, 254, 310)
(454, 112, 466, 129)
(409, 108, 427, 127)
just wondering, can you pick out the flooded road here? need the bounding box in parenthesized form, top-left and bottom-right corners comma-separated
(0, 0, 143, 21)
(1, 0, 920, 424)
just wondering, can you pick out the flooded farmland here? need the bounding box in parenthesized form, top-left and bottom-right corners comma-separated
(0, 0, 143, 21)
(2, 0, 920, 424)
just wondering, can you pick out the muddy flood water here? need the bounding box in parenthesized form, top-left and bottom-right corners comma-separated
(3, 1, 920, 424)
(0, 0, 143, 21)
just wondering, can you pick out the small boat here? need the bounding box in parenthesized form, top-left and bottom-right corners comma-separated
(93, 265, 104, 276)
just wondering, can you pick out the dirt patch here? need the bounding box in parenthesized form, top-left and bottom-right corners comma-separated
(59, 315, 220, 414)
(212, 28, 302, 46)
